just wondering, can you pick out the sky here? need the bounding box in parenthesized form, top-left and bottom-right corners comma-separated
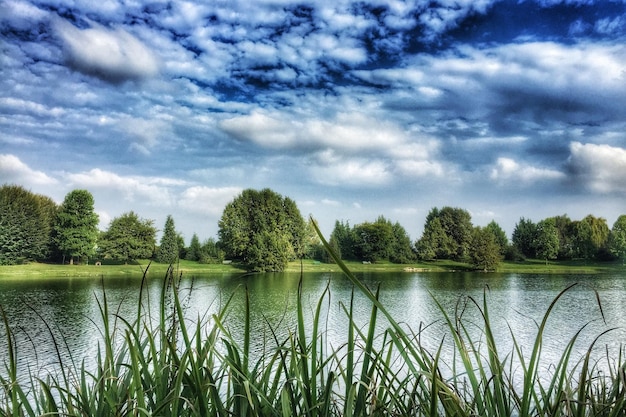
(2, 0, 626, 243)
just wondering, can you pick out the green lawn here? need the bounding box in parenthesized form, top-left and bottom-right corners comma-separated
(0, 257, 623, 278)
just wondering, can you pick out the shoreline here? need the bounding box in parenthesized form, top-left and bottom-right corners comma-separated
(0, 258, 622, 278)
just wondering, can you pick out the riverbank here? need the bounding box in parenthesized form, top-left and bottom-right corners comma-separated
(0, 258, 622, 278)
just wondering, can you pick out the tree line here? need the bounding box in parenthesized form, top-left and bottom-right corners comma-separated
(2, 184, 626, 271)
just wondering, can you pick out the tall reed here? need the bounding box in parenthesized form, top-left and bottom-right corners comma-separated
(0, 228, 625, 416)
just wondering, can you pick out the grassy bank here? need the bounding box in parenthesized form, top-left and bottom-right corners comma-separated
(0, 257, 623, 279)
(1, 259, 625, 416)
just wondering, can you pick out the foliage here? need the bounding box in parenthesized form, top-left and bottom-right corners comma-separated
(218, 188, 306, 271)
(185, 233, 202, 261)
(156, 215, 179, 264)
(329, 220, 355, 261)
(54, 189, 99, 264)
(98, 211, 156, 263)
(549, 214, 576, 259)
(303, 218, 325, 260)
(352, 216, 394, 262)
(512, 217, 538, 259)
(535, 218, 560, 264)
(573, 215, 610, 260)
(609, 215, 626, 264)
(416, 207, 473, 260)
(199, 237, 224, 264)
(0, 184, 57, 264)
(470, 226, 502, 270)
(485, 220, 508, 255)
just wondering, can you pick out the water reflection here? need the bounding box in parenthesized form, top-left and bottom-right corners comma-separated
(0, 272, 625, 382)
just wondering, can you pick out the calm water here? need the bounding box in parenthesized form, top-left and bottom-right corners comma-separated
(1, 271, 625, 380)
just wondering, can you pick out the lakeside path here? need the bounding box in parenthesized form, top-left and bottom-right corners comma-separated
(0, 259, 623, 279)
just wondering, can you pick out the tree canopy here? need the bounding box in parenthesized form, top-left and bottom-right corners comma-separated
(416, 207, 473, 260)
(54, 189, 99, 264)
(0, 185, 58, 264)
(218, 188, 306, 272)
(98, 211, 156, 263)
(156, 215, 179, 264)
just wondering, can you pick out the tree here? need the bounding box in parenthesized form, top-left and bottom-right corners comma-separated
(512, 217, 537, 259)
(390, 220, 416, 263)
(218, 188, 306, 272)
(485, 220, 508, 256)
(54, 190, 99, 264)
(330, 220, 355, 261)
(199, 237, 224, 264)
(98, 211, 156, 263)
(186, 233, 202, 261)
(156, 215, 179, 264)
(470, 226, 502, 271)
(609, 215, 626, 264)
(535, 219, 560, 264)
(549, 215, 576, 259)
(0, 185, 58, 264)
(303, 218, 324, 260)
(353, 216, 394, 263)
(416, 207, 473, 260)
(573, 215, 610, 260)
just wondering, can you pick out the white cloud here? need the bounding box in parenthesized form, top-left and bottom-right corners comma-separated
(55, 18, 159, 83)
(66, 168, 182, 205)
(568, 142, 626, 193)
(0, 154, 57, 186)
(179, 186, 243, 216)
(309, 151, 392, 187)
(490, 157, 565, 184)
(220, 110, 406, 152)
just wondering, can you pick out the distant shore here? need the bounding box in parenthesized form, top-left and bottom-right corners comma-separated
(0, 258, 622, 279)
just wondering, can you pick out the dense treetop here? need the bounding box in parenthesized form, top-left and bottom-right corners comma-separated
(1, 183, 625, 270)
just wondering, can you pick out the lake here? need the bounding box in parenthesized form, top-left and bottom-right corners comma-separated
(1, 270, 625, 382)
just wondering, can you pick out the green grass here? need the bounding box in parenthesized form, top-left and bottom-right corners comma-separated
(1, 257, 622, 279)
(1, 229, 626, 416)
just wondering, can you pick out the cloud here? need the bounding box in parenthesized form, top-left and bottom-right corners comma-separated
(309, 150, 392, 187)
(567, 142, 626, 193)
(66, 168, 182, 205)
(0, 154, 57, 186)
(54, 18, 159, 83)
(490, 157, 565, 184)
(220, 110, 407, 153)
(179, 186, 243, 216)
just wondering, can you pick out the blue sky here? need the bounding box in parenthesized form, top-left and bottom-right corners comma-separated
(2, 0, 626, 242)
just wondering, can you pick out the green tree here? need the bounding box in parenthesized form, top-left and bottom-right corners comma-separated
(609, 215, 626, 264)
(485, 220, 508, 256)
(303, 218, 324, 260)
(98, 211, 156, 263)
(186, 233, 202, 261)
(330, 220, 355, 261)
(535, 219, 560, 264)
(156, 215, 179, 264)
(55, 189, 99, 265)
(573, 215, 610, 260)
(390, 220, 416, 263)
(218, 188, 306, 272)
(199, 237, 224, 264)
(512, 217, 537, 259)
(416, 207, 473, 260)
(470, 226, 502, 271)
(0, 185, 58, 264)
(353, 216, 394, 263)
(549, 215, 576, 259)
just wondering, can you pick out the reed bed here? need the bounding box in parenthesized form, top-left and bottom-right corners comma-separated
(1, 225, 625, 416)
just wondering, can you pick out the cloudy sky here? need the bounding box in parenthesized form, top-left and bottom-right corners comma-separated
(2, 0, 626, 242)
